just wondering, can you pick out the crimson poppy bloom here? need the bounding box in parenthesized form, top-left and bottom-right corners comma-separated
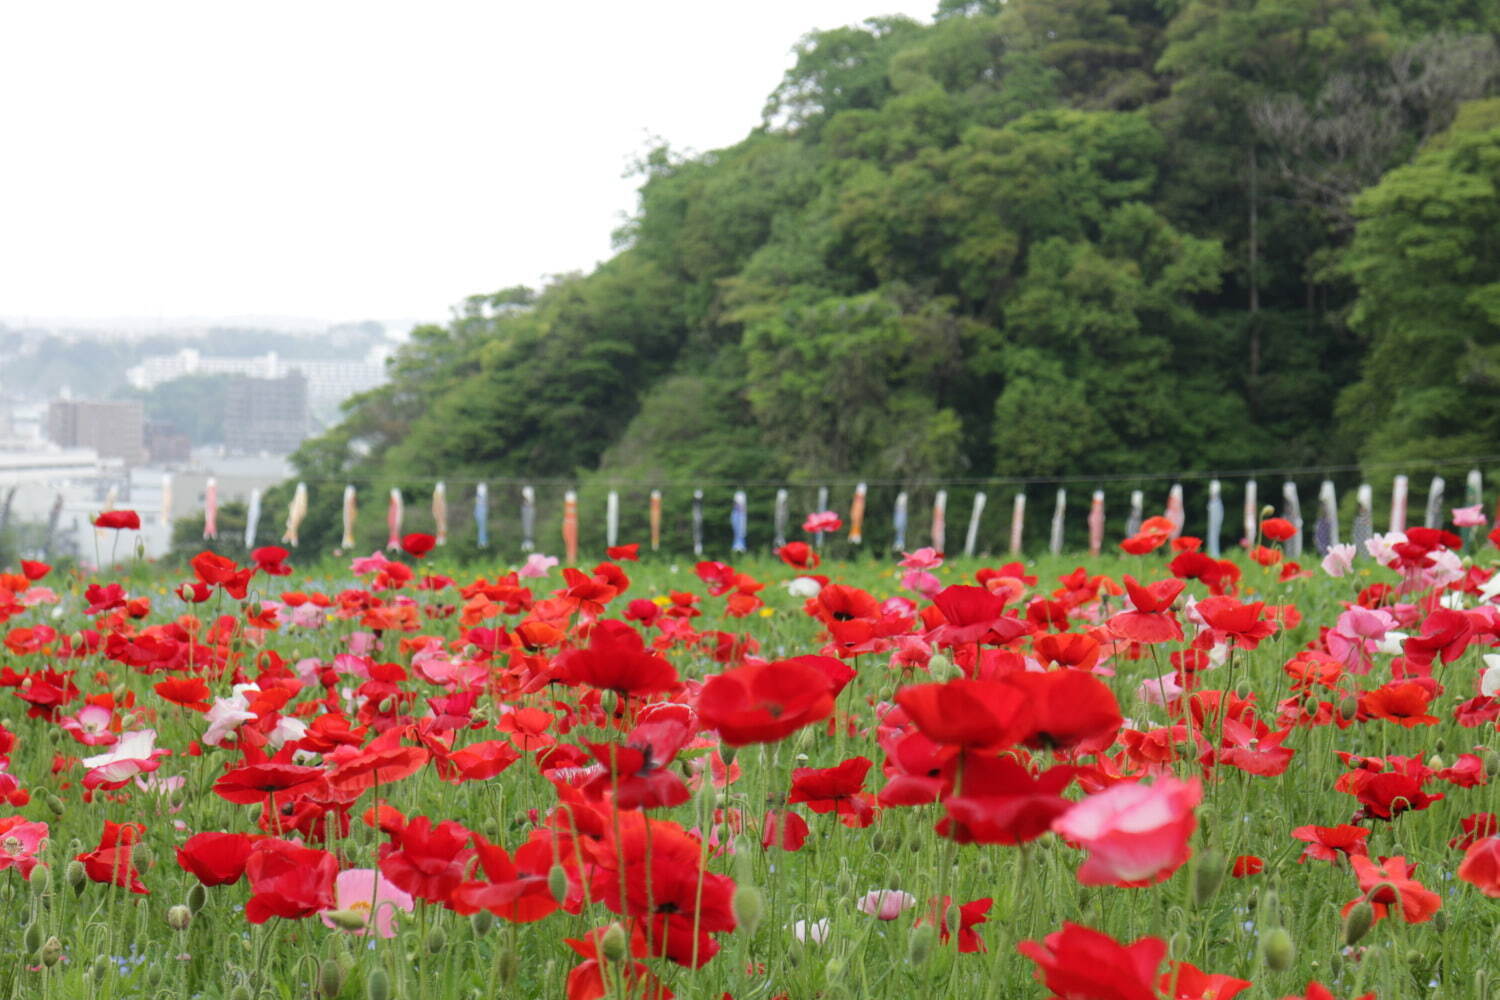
(1260, 517, 1297, 542)
(1005, 669, 1123, 752)
(941, 757, 1079, 845)
(401, 533, 437, 558)
(1160, 962, 1251, 1000)
(555, 620, 678, 696)
(1018, 922, 1166, 1000)
(775, 541, 820, 570)
(19, 560, 50, 581)
(379, 815, 476, 904)
(606, 543, 640, 561)
(931, 585, 1030, 646)
(447, 834, 559, 923)
(1196, 597, 1277, 650)
(895, 679, 1029, 751)
(251, 546, 293, 576)
(696, 658, 836, 745)
(1109, 576, 1185, 644)
(94, 510, 141, 530)
(77, 821, 149, 894)
(244, 838, 338, 922)
(1458, 837, 1500, 897)
(154, 676, 212, 712)
(788, 756, 873, 822)
(1345, 855, 1441, 924)
(213, 762, 328, 805)
(177, 831, 257, 886)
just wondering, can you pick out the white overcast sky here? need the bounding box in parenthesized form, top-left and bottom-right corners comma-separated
(0, 1, 933, 330)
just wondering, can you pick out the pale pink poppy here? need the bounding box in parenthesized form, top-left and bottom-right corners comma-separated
(0, 818, 48, 878)
(1052, 777, 1201, 887)
(900, 569, 942, 598)
(1320, 543, 1356, 578)
(321, 868, 414, 938)
(899, 547, 944, 570)
(350, 551, 391, 575)
(802, 511, 842, 534)
(1453, 504, 1487, 528)
(856, 889, 917, 920)
(518, 553, 559, 578)
(80, 730, 169, 789)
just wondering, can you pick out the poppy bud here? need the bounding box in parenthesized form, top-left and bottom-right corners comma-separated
(1427, 754, 1444, 771)
(547, 864, 569, 904)
(720, 744, 737, 765)
(497, 949, 519, 985)
(732, 886, 764, 936)
(1433, 737, 1446, 753)
(41, 935, 63, 967)
(1405, 949, 1423, 967)
(1343, 900, 1374, 945)
(1193, 849, 1226, 907)
(600, 690, 619, 718)
(188, 883, 208, 914)
(366, 967, 391, 1000)
(470, 910, 495, 936)
(66, 859, 87, 895)
(318, 959, 346, 999)
(1336, 696, 1359, 721)
(907, 924, 937, 966)
(23, 920, 42, 954)
(45, 793, 64, 817)
(228, 984, 254, 1000)
(732, 837, 755, 883)
(1483, 749, 1500, 777)
(1260, 927, 1294, 971)
(91, 955, 110, 981)
(944, 903, 962, 939)
(825, 957, 845, 979)
(1257, 889, 1281, 927)
(1477, 968, 1491, 1000)
(29, 864, 51, 895)
(325, 909, 369, 931)
(1259, 505, 1275, 519)
(424, 926, 446, 953)
(167, 904, 192, 931)
(600, 922, 628, 963)
(1433, 909, 1447, 933)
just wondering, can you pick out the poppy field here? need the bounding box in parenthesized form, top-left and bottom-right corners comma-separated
(1, 513, 1499, 1000)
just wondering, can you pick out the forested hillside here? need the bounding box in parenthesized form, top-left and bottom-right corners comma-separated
(277, 0, 1500, 553)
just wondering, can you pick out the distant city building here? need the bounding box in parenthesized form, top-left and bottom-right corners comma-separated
(125, 347, 388, 421)
(145, 421, 192, 465)
(46, 399, 147, 466)
(223, 374, 309, 455)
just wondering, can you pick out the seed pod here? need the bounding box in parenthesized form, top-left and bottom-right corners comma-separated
(600, 922, 628, 963)
(1193, 849, 1226, 907)
(318, 959, 346, 999)
(1260, 927, 1294, 972)
(470, 910, 495, 936)
(547, 864, 569, 904)
(366, 967, 391, 1000)
(167, 904, 192, 931)
(732, 886, 764, 936)
(1343, 900, 1374, 946)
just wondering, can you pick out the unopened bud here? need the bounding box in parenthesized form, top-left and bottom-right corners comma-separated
(29, 865, 52, 895)
(318, 959, 346, 999)
(470, 910, 495, 935)
(424, 925, 446, 953)
(1257, 889, 1281, 927)
(1261, 927, 1295, 971)
(40, 935, 63, 967)
(927, 654, 955, 679)
(66, 859, 87, 894)
(944, 903, 962, 938)
(23, 920, 42, 953)
(366, 967, 391, 1000)
(324, 908, 369, 931)
(187, 883, 208, 914)
(45, 793, 65, 817)
(908, 923, 937, 965)
(228, 984, 254, 1000)
(825, 956, 845, 979)
(720, 744, 737, 765)
(1343, 900, 1374, 945)
(732, 886, 764, 936)
(547, 864, 569, 904)
(91, 955, 110, 981)
(600, 922, 628, 963)
(1193, 849, 1225, 906)
(167, 904, 192, 931)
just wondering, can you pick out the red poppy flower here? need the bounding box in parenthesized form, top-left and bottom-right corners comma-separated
(921, 895, 991, 953)
(213, 762, 328, 805)
(176, 831, 257, 886)
(401, 533, 437, 558)
(788, 756, 874, 825)
(1402, 608, 1474, 667)
(761, 809, 809, 851)
(555, 620, 679, 696)
(1358, 682, 1439, 727)
(775, 541, 820, 570)
(1196, 597, 1277, 650)
(1005, 669, 1123, 752)
(1342, 770, 1444, 820)
(1345, 855, 1441, 924)
(1458, 836, 1500, 897)
(931, 585, 1030, 645)
(154, 676, 212, 712)
(77, 821, 149, 894)
(696, 657, 837, 746)
(19, 560, 50, 581)
(1260, 517, 1297, 542)
(1033, 632, 1102, 671)
(1108, 576, 1185, 644)
(447, 833, 559, 923)
(1018, 922, 1166, 1000)
(895, 679, 1030, 751)
(1160, 961, 1251, 1000)
(1230, 855, 1263, 878)
(604, 543, 639, 561)
(244, 838, 338, 922)
(941, 757, 1079, 845)
(191, 551, 255, 599)
(379, 815, 476, 904)
(94, 510, 141, 530)
(251, 546, 292, 576)
(1450, 812, 1498, 849)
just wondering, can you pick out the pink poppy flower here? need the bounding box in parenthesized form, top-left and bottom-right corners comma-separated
(1052, 777, 1202, 887)
(518, 553, 559, 579)
(1453, 504, 1487, 528)
(856, 889, 917, 920)
(1320, 543, 1356, 578)
(0, 817, 48, 878)
(803, 511, 842, 534)
(899, 547, 944, 570)
(901, 569, 942, 598)
(321, 868, 414, 937)
(350, 551, 392, 575)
